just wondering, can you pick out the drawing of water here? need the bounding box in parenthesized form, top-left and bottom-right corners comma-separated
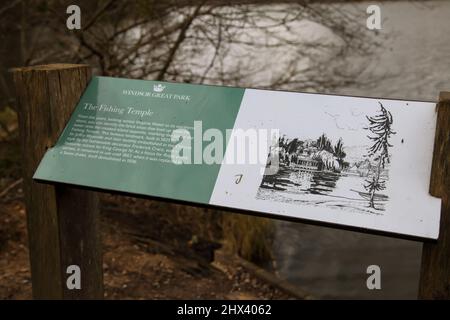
(257, 165, 386, 214)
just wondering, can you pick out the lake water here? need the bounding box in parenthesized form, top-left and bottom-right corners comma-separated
(273, 0, 450, 299)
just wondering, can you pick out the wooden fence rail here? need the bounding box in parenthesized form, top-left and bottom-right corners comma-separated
(13, 64, 103, 299)
(418, 92, 450, 299)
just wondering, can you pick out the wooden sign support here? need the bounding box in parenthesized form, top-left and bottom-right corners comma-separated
(11, 64, 449, 299)
(12, 64, 103, 299)
(418, 92, 450, 299)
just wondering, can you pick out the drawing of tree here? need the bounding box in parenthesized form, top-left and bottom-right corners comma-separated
(333, 138, 347, 167)
(317, 134, 333, 153)
(364, 102, 396, 209)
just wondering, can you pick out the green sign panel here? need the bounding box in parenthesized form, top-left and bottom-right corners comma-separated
(35, 77, 244, 204)
(34, 76, 441, 239)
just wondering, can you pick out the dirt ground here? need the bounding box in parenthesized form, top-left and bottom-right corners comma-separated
(0, 152, 297, 299)
(0, 190, 296, 300)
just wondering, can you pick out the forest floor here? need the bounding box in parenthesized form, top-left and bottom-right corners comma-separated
(0, 138, 297, 300)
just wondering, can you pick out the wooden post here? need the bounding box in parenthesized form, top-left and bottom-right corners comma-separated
(12, 64, 103, 299)
(418, 92, 450, 299)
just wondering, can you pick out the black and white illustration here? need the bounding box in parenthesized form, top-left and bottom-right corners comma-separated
(256, 103, 396, 215)
(210, 89, 440, 239)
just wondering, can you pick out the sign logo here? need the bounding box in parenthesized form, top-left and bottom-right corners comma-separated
(123, 84, 190, 102)
(153, 84, 166, 93)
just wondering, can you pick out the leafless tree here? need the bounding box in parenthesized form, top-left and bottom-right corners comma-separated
(1, 0, 379, 115)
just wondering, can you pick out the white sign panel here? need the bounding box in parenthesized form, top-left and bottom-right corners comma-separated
(210, 89, 441, 239)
